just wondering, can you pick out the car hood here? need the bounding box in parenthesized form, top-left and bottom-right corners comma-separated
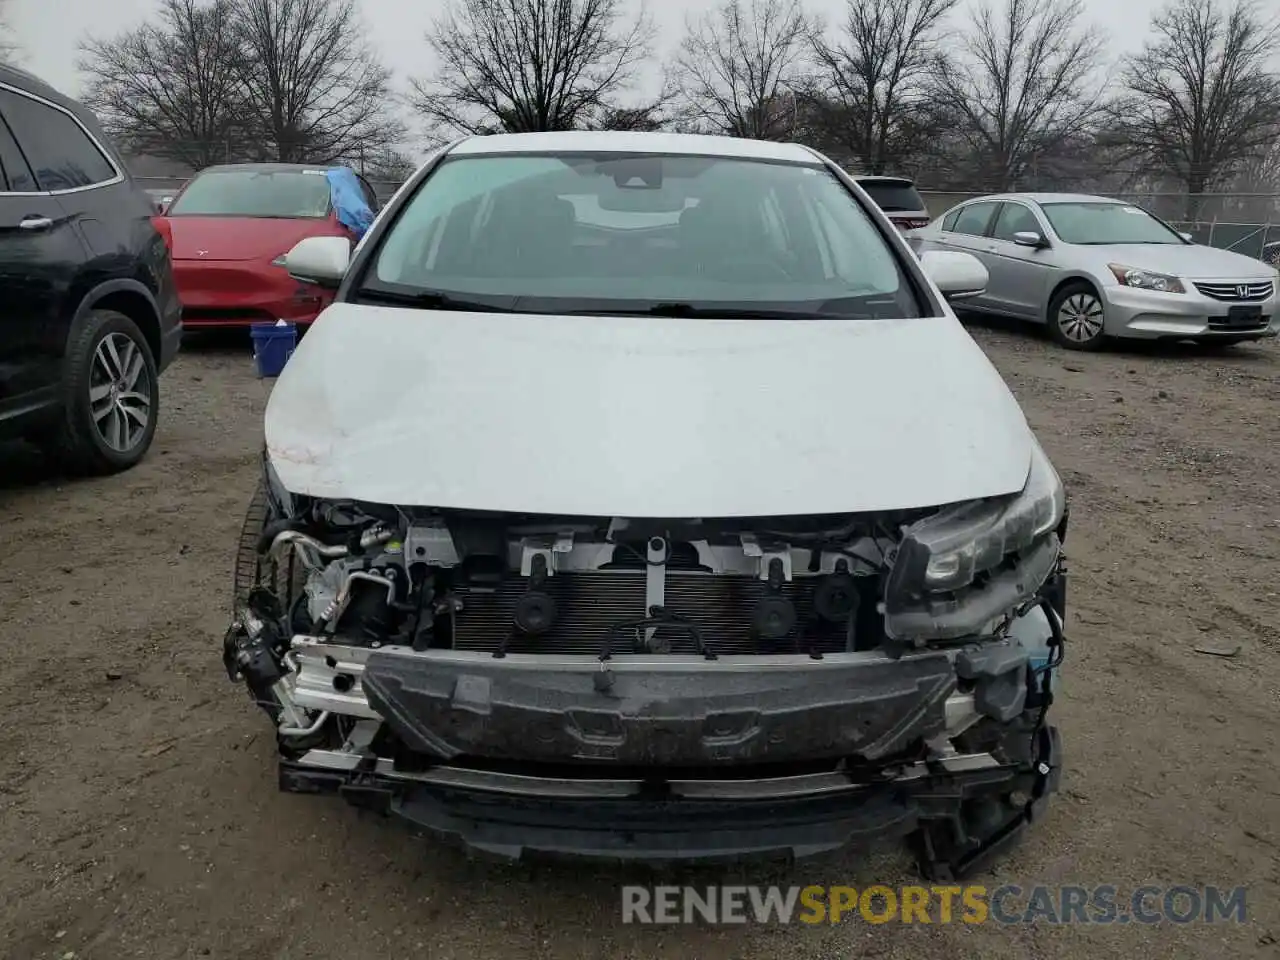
(165, 216, 336, 262)
(264, 304, 1035, 517)
(1081, 242, 1276, 280)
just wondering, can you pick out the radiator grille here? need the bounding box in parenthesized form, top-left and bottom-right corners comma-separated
(450, 571, 858, 656)
(1193, 281, 1273, 302)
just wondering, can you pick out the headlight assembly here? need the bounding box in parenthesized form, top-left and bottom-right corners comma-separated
(883, 439, 1066, 643)
(890, 439, 1065, 595)
(1108, 263, 1185, 294)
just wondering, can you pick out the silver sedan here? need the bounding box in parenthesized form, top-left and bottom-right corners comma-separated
(911, 192, 1280, 350)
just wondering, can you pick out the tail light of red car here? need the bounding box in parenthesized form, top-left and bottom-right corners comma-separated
(151, 215, 173, 254)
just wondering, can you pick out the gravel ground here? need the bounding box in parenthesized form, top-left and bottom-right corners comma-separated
(1, 322, 1278, 960)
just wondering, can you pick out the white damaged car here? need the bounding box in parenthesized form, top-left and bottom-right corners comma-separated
(224, 132, 1069, 880)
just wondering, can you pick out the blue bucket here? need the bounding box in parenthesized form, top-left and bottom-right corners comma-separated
(250, 322, 297, 378)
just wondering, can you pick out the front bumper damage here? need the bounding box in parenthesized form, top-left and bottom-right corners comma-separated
(230, 611, 1065, 879)
(281, 723, 1061, 877)
(225, 452, 1070, 879)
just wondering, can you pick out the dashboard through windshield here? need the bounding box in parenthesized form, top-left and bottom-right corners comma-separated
(167, 168, 334, 219)
(1040, 201, 1186, 245)
(359, 152, 923, 319)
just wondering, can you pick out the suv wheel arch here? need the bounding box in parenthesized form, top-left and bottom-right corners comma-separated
(70, 278, 163, 368)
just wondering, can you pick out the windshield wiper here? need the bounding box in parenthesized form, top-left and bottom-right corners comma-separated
(647, 303, 823, 319)
(357, 287, 517, 313)
(589, 302, 882, 320)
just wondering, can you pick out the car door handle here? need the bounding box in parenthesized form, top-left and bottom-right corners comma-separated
(18, 216, 53, 231)
(985, 245, 998, 253)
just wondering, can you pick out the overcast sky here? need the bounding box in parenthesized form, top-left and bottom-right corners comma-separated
(9, 0, 1166, 149)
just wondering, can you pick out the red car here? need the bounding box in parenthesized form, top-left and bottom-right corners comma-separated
(154, 163, 378, 329)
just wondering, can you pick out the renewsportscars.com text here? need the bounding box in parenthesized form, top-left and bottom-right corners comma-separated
(621, 884, 1248, 925)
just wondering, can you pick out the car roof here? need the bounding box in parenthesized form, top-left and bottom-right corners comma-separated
(853, 174, 916, 185)
(445, 131, 822, 164)
(968, 192, 1131, 205)
(193, 162, 341, 174)
(0, 62, 96, 119)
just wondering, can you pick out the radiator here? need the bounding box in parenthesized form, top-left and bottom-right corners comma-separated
(449, 570, 861, 656)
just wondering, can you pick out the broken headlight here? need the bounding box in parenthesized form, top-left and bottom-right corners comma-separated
(886, 437, 1065, 617)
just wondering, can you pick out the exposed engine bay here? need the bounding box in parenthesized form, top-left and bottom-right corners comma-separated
(224, 449, 1069, 879)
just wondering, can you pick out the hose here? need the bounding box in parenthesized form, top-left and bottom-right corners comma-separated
(279, 710, 331, 738)
(268, 524, 395, 570)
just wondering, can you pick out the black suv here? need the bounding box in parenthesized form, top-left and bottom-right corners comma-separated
(0, 64, 181, 474)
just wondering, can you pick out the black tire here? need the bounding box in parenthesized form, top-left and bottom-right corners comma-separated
(39, 310, 160, 475)
(233, 480, 272, 614)
(232, 479, 304, 617)
(1047, 282, 1108, 351)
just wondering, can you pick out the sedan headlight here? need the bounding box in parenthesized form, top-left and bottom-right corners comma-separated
(1108, 263, 1184, 294)
(888, 438, 1066, 597)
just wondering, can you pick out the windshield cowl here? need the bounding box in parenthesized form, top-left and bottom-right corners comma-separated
(355, 284, 909, 321)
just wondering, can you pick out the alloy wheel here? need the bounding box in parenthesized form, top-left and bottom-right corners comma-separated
(1056, 292, 1104, 343)
(89, 332, 153, 452)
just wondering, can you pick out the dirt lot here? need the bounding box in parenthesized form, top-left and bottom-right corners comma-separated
(2, 322, 1278, 960)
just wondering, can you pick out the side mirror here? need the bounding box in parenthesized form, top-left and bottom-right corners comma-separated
(284, 236, 351, 288)
(1013, 231, 1046, 248)
(919, 250, 988, 301)
(1179, 232, 1194, 243)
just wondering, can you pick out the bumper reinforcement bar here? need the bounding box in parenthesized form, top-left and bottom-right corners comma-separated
(277, 726, 1061, 877)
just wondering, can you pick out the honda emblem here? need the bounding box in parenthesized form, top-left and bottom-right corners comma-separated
(1237, 284, 1248, 298)
(197, 250, 208, 257)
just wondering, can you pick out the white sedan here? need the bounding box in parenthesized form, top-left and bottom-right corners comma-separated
(224, 131, 1069, 880)
(913, 192, 1279, 350)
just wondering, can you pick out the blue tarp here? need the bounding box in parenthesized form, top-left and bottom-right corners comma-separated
(326, 166, 374, 238)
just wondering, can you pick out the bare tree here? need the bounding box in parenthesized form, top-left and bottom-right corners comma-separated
(930, 0, 1107, 190)
(1232, 138, 1280, 192)
(0, 0, 21, 63)
(593, 97, 672, 131)
(1107, 0, 1280, 209)
(361, 147, 418, 183)
(79, 0, 248, 169)
(671, 0, 814, 140)
(810, 0, 958, 173)
(412, 0, 654, 136)
(231, 0, 402, 163)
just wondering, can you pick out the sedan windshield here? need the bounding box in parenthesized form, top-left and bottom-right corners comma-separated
(362, 153, 922, 318)
(167, 169, 333, 218)
(1040, 202, 1185, 245)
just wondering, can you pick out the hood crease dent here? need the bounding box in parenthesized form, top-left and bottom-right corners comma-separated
(264, 305, 1035, 517)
